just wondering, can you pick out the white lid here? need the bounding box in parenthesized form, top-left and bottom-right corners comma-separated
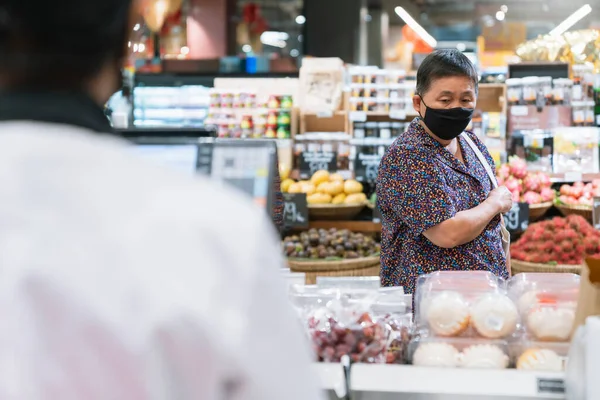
(505, 78, 522, 86)
(521, 76, 540, 84)
(553, 78, 573, 85)
(539, 76, 552, 83)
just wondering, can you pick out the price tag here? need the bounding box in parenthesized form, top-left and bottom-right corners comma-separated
(283, 193, 309, 229)
(389, 110, 407, 120)
(537, 378, 565, 394)
(317, 110, 334, 118)
(299, 151, 338, 178)
(503, 202, 530, 234)
(593, 197, 600, 230)
(353, 153, 383, 182)
(564, 171, 583, 182)
(349, 111, 367, 122)
(510, 105, 529, 116)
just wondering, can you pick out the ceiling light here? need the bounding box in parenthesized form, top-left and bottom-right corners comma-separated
(133, 23, 141, 31)
(500, 5, 508, 13)
(394, 6, 437, 48)
(456, 43, 466, 51)
(290, 49, 300, 57)
(496, 11, 505, 21)
(549, 4, 592, 36)
(295, 15, 306, 24)
(242, 44, 252, 53)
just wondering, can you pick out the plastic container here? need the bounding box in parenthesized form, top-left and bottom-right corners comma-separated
(371, 294, 413, 364)
(572, 101, 586, 126)
(409, 337, 510, 369)
(509, 129, 554, 173)
(415, 271, 517, 339)
(552, 78, 573, 105)
(506, 78, 523, 106)
(353, 122, 366, 139)
(521, 76, 540, 105)
(316, 276, 381, 290)
(553, 127, 600, 174)
(539, 76, 553, 105)
(510, 342, 569, 371)
(378, 122, 392, 139)
(508, 273, 580, 342)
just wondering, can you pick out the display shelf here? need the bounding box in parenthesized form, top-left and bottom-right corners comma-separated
(308, 221, 382, 233)
(549, 172, 600, 183)
(350, 364, 565, 400)
(313, 362, 346, 394)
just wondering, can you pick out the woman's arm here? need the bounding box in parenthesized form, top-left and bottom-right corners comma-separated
(423, 186, 512, 248)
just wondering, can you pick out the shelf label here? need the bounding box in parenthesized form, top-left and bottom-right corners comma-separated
(594, 197, 600, 230)
(353, 153, 382, 182)
(317, 110, 334, 118)
(537, 378, 565, 394)
(283, 193, 308, 229)
(389, 110, 407, 120)
(349, 111, 367, 122)
(503, 202, 529, 234)
(299, 151, 338, 178)
(510, 105, 529, 116)
(564, 171, 583, 182)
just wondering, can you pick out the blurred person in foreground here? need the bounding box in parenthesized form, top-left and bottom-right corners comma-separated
(0, 1, 322, 399)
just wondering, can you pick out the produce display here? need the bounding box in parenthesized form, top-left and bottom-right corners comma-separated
(511, 215, 600, 265)
(283, 228, 381, 259)
(557, 180, 600, 206)
(411, 341, 509, 369)
(496, 157, 555, 204)
(282, 170, 367, 205)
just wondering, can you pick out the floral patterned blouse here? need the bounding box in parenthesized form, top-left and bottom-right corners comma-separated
(377, 118, 508, 294)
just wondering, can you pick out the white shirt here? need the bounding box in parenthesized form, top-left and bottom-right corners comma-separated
(0, 122, 323, 400)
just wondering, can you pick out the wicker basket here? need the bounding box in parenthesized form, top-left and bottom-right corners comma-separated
(308, 203, 366, 220)
(287, 256, 381, 284)
(555, 203, 593, 222)
(528, 202, 553, 221)
(511, 259, 583, 275)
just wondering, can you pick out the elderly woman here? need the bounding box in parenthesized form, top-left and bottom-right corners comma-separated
(377, 49, 512, 293)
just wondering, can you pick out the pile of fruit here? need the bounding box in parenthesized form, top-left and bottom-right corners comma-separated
(497, 157, 555, 204)
(282, 170, 366, 205)
(283, 228, 381, 259)
(511, 215, 600, 265)
(557, 180, 600, 206)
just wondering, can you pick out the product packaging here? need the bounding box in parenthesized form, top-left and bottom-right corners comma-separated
(510, 341, 569, 371)
(508, 273, 580, 342)
(409, 337, 510, 369)
(371, 291, 413, 364)
(553, 127, 600, 174)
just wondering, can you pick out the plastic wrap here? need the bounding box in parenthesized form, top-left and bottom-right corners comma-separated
(409, 338, 510, 369)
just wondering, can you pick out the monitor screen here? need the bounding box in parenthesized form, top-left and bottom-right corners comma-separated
(133, 144, 199, 174)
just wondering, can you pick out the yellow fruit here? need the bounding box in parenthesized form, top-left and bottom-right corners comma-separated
(344, 179, 364, 195)
(316, 182, 331, 194)
(329, 181, 344, 196)
(279, 163, 291, 181)
(300, 182, 316, 195)
(288, 183, 302, 193)
(329, 173, 344, 182)
(298, 180, 310, 185)
(332, 193, 346, 204)
(344, 193, 367, 205)
(311, 170, 330, 186)
(307, 193, 333, 204)
(281, 179, 295, 193)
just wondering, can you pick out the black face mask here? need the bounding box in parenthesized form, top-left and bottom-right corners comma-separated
(419, 97, 474, 141)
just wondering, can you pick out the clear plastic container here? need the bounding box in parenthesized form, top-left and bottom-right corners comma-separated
(371, 294, 413, 364)
(505, 78, 523, 106)
(415, 271, 516, 339)
(572, 101, 586, 126)
(409, 337, 510, 369)
(539, 76, 553, 105)
(509, 129, 554, 173)
(552, 78, 573, 105)
(388, 69, 407, 84)
(584, 100, 596, 126)
(521, 76, 540, 105)
(553, 127, 600, 174)
(316, 276, 381, 290)
(378, 122, 392, 139)
(353, 122, 366, 139)
(510, 342, 569, 371)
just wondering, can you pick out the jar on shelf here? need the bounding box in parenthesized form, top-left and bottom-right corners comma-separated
(505, 78, 522, 105)
(365, 98, 377, 112)
(265, 125, 277, 138)
(245, 93, 256, 108)
(253, 123, 266, 138)
(375, 70, 388, 84)
(521, 76, 539, 105)
(572, 101, 586, 126)
(209, 90, 221, 108)
(353, 122, 366, 139)
(267, 95, 280, 109)
(267, 111, 278, 126)
(218, 123, 230, 138)
(277, 125, 290, 139)
(220, 92, 234, 108)
(584, 101, 595, 126)
(572, 64, 586, 101)
(388, 69, 407, 84)
(376, 98, 389, 113)
(552, 78, 573, 105)
(377, 84, 389, 98)
(364, 84, 377, 98)
(378, 122, 392, 139)
(365, 122, 379, 138)
(391, 122, 403, 137)
(293, 136, 306, 169)
(349, 97, 363, 111)
(280, 95, 293, 110)
(232, 92, 244, 108)
(277, 111, 291, 126)
(337, 137, 351, 170)
(389, 84, 403, 99)
(389, 98, 404, 112)
(539, 77, 553, 105)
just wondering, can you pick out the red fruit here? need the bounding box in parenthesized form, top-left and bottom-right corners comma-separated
(363, 327, 374, 339)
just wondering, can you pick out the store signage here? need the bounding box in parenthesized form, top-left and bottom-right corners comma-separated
(593, 197, 600, 230)
(299, 151, 337, 178)
(537, 378, 565, 394)
(389, 110, 406, 120)
(354, 153, 382, 182)
(283, 193, 309, 229)
(503, 202, 529, 234)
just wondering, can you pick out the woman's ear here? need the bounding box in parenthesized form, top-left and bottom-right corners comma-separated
(413, 95, 422, 117)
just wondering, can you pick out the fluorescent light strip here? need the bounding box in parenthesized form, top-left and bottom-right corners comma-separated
(549, 4, 592, 37)
(394, 6, 437, 48)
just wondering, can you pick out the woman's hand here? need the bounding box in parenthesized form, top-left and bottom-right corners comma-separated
(487, 186, 513, 214)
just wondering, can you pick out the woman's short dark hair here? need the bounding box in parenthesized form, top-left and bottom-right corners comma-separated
(416, 49, 479, 96)
(0, 0, 132, 89)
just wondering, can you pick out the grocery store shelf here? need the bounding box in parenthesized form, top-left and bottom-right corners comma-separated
(549, 172, 600, 183)
(308, 221, 382, 233)
(350, 364, 565, 400)
(313, 363, 346, 394)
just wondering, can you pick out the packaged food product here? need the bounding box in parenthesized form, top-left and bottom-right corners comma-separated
(410, 338, 509, 369)
(521, 77, 540, 105)
(512, 342, 569, 371)
(553, 127, 600, 174)
(371, 291, 413, 364)
(539, 76, 553, 105)
(552, 78, 573, 105)
(508, 273, 580, 342)
(415, 271, 516, 339)
(353, 122, 366, 139)
(509, 130, 554, 173)
(506, 78, 523, 105)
